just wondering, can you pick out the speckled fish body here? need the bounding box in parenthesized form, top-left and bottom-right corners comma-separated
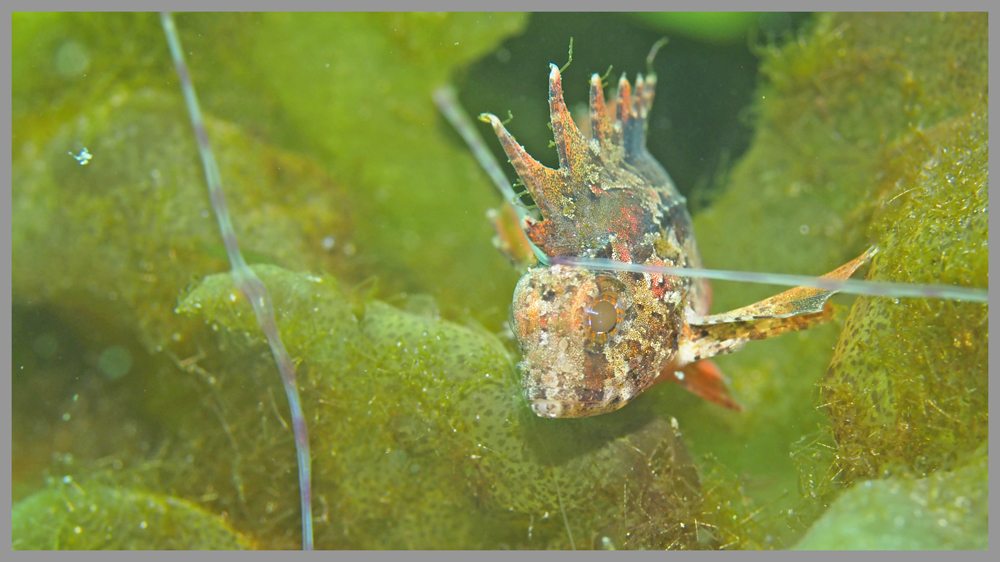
(482, 64, 712, 418)
(482, 61, 871, 418)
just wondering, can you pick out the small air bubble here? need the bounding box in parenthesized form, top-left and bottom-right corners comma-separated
(799, 224, 810, 235)
(322, 236, 336, 250)
(140, 521, 148, 529)
(74, 526, 83, 534)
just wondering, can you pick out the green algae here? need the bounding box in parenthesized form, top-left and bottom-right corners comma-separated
(12, 480, 251, 549)
(12, 12, 988, 550)
(629, 12, 760, 44)
(164, 264, 723, 549)
(793, 446, 988, 550)
(653, 11, 987, 545)
(247, 13, 528, 328)
(821, 109, 988, 485)
(12, 85, 353, 353)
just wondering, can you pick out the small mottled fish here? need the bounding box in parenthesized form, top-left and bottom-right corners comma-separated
(436, 43, 986, 419)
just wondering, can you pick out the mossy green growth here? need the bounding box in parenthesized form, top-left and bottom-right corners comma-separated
(12, 480, 251, 550)
(12, 84, 352, 352)
(821, 108, 988, 484)
(246, 13, 528, 328)
(12, 12, 529, 354)
(792, 446, 988, 550)
(651, 11, 987, 541)
(167, 264, 739, 549)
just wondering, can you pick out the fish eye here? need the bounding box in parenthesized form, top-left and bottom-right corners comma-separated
(585, 295, 623, 343)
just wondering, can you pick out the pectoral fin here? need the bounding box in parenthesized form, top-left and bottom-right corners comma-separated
(684, 248, 875, 357)
(655, 359, 742, 411)
(695, 247, 876, 326)
(668, 249, 876, 408)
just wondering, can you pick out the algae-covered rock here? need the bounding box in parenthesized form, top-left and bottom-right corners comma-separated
(646, 11, 987, 542)
(169, 264, 713, 549)
(246, 13, 528, 327)
(12, 85, 353, 352)
(820, 109, 988, 484)
(12, 480, 251, 550)
(792, 446, 988, 550)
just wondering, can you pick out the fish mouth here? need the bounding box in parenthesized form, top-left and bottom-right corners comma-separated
(530, 399, 564, 418)
(524, 386, 622, 419)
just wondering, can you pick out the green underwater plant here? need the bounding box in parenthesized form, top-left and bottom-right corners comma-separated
(12, 12, 986, 550)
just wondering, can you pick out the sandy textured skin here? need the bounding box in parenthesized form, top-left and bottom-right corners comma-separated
(484, 60, 872, 418)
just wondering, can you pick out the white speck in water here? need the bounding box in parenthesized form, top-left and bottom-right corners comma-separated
(62, 413, 71, 421)
(322, 235, 336, 250)
(229, 293, 238, 303)
(74, 526, 83, 534)
(140, 521, 148, 529)
(674, 371, 685, 381)
(68, 147, 92, 165)
(799, 224, 810, 235)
